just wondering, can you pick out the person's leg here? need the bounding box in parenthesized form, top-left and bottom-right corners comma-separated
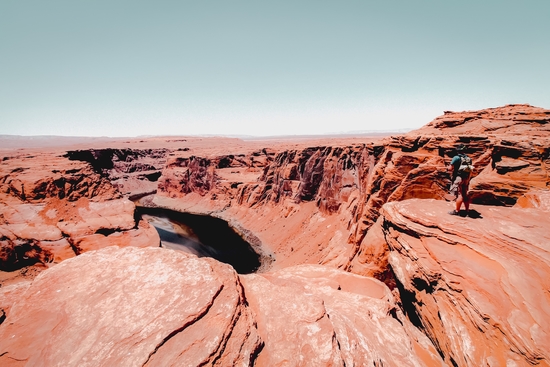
(463, 177, 470, 213)
(455, 196, 463, 212)
(453, 177, 463, 212)
(449, 177, 462, 215)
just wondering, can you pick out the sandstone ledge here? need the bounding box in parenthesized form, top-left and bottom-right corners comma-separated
(0, 247, 262, 367)
(367, 199, 550, 367)
(0, 246, 445, 366)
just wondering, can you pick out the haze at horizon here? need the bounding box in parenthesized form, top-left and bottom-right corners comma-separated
(1, 0, 549, 137)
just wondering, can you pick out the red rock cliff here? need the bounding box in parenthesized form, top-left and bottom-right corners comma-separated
(0, 105, 549, 366)
(154, 105, 549, 274)
(0, 151, 159, 272)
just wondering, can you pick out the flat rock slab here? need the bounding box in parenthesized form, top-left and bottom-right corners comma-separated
(0, 246, 260, 367)
(0, 246, 446, 366)
(242, 264, 445, 366)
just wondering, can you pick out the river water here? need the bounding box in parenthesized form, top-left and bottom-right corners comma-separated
(137, 207, 261, 274)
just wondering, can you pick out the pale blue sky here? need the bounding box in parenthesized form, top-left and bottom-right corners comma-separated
(1, 0, 549, 137)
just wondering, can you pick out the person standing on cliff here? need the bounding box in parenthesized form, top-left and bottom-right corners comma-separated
(448, 144, 473, 216)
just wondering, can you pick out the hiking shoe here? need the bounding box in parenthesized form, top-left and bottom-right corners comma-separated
(448, 210, 459, 216)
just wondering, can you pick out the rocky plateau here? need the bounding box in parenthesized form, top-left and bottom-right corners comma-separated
(0, 104, 549, 366)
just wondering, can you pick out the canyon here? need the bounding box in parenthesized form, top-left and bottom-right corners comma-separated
(0, 104, 549, 366)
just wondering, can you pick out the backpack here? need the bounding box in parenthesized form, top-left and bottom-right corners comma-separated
(458, 154, 474, 175)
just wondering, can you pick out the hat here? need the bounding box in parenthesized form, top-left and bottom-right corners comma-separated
(456, 144, 466, 151)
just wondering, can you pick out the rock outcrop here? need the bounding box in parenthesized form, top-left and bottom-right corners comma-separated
(412, 104, 550, 137)
(1, 152, 116, 203)
(154, 105, 549, 273)
(0, 246, 261, 366)
(0, 246, 445, 366)
(0, 153, 159, 272)
(1, 105, 549, 366)
(2, 199, 549, 366)
(65, 148, 170, 199)
(241, 264, 445, 366)
(354, 199, 550, 367)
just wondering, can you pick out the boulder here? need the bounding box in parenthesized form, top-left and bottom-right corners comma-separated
(0, 246, 261, 367)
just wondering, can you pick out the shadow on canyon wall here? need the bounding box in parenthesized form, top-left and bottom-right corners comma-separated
(136, 206, 261, 274)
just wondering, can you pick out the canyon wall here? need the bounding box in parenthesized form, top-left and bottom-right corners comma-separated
(374, 199, 550, 366)
(0, 151, 159, 273)
(64, 147, 170, 199)
(153, 104, 549, 276)
(1, 198, 548, 365)
(1, 104, 549, 366)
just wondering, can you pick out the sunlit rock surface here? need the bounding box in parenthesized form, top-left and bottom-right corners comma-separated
(155, 105, 550, 273)
(242, 264, 445, 366)
(0, 153, 159, 271)
(0, 246, 444, 366)
(64, 148, 170, 199)
(0, 105, 549, 366)
(411, 104, 550, 137)
(0, 247, 261, 366)
(367, 199, 550, 367)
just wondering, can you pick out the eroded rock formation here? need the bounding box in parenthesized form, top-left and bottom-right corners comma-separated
(154, 105, 549, 273)
(65, 148, 170, 199)
(412, 104, 550, 136)
(0, 246, 445, 366)
(0, 152, 159, 272)
(354, 199, 550, 366)
(0, 104, 549, 366)
(0, 247, 261, 366)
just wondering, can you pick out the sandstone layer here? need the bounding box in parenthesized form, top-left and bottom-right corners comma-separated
(153, 104, 549, 275)
(64, 148, 170, 199)
(0, 152, 159, 273)
(354, 199, 550, 367)
(412, 104, 550, 136)
(0, 246, 445, 367)
(0, 247, 261, 366)
(0, 104, 549, 367)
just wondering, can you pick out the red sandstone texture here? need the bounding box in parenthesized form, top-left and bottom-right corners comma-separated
(0, 247, 261, 366)
(412, 104, 550, 136)
(0, 104, 549, 366)
(0, 246, 444, 366)
(0, 152, 159, 272)
(153, 104, 549, 273)
(362, 199, 550, 366)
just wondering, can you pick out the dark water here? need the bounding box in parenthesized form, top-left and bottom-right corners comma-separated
(137, 207, 261, 274)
